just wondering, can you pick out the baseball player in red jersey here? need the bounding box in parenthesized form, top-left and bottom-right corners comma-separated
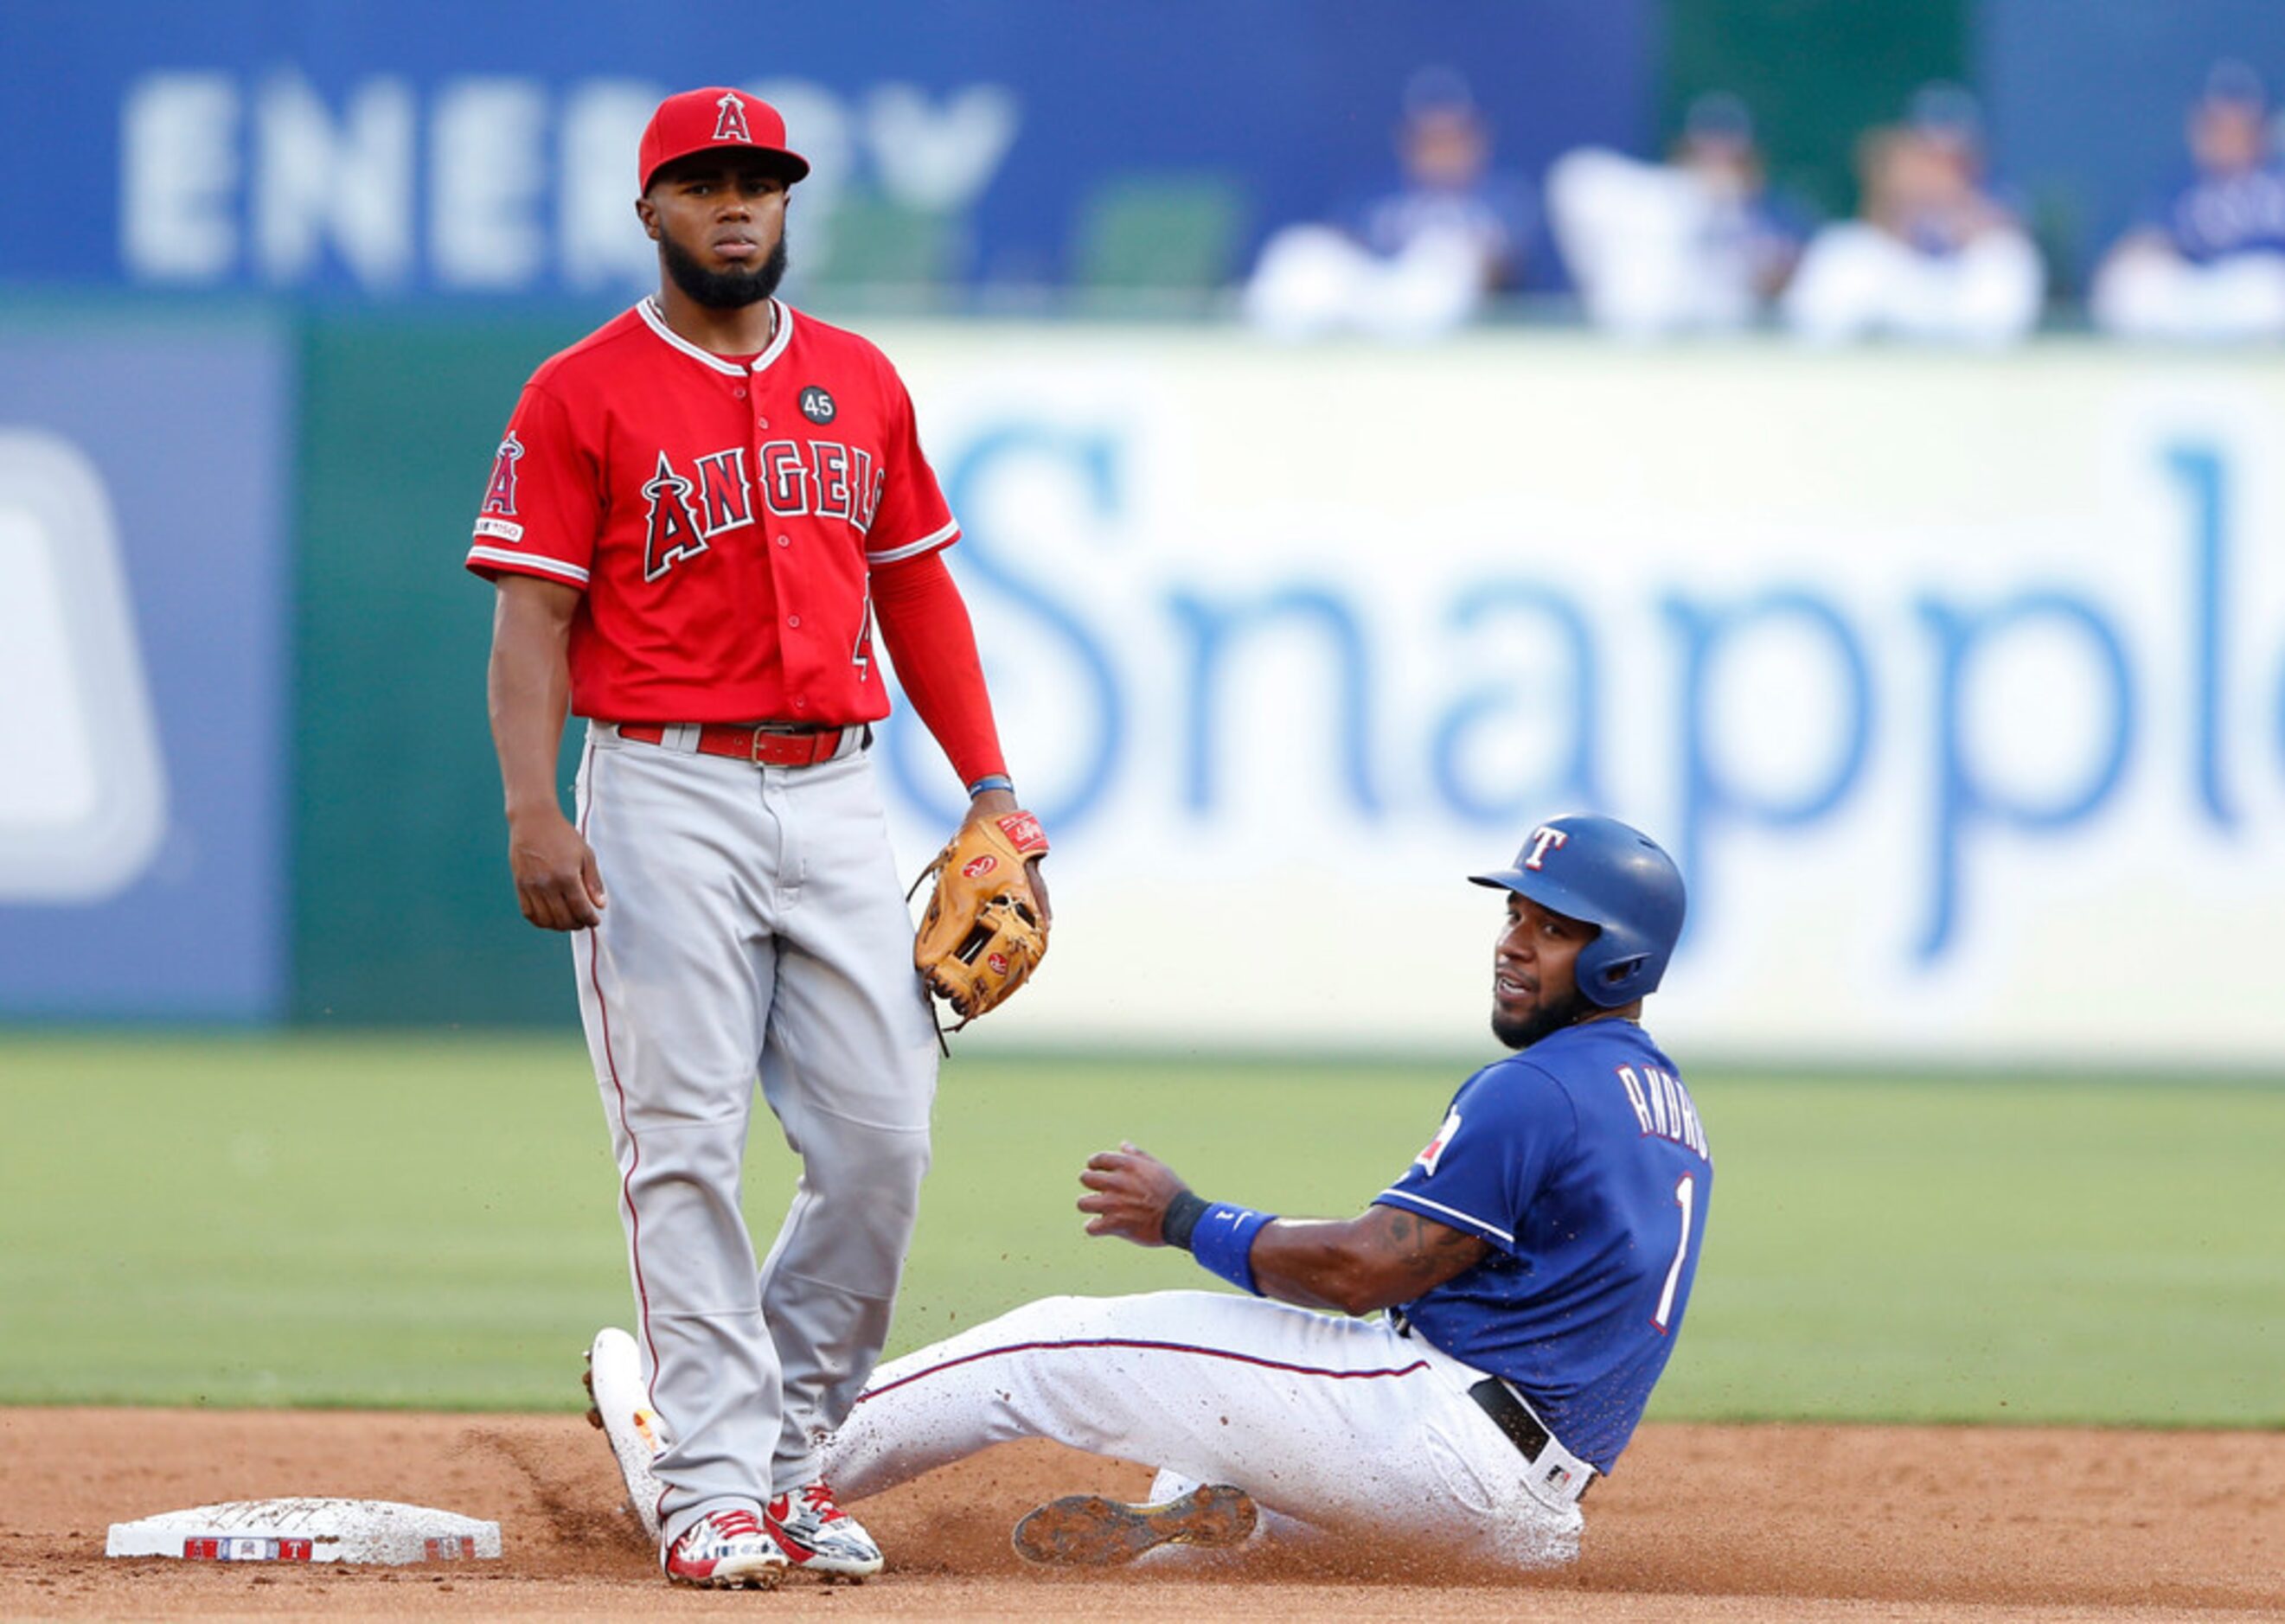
(469, 86, 1046, 1590)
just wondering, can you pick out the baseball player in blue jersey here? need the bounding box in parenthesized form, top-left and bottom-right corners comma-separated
(2092, 61, 2285, 341)
(586, 814, 1705, 1569)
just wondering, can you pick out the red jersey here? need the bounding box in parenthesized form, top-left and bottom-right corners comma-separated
(465, 297, 959, 725)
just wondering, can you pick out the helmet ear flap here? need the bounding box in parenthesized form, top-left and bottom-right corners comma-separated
(1577, 941, 1651, 1008)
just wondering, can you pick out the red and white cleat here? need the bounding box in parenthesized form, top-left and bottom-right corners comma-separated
(662, 1507, 788, 1589)
(765, 1480, 884, 1581)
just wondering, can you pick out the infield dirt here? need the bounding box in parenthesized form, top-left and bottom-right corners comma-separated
(2, 1409, 2277, 1621)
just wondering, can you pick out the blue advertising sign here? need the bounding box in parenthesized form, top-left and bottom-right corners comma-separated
(0, 0, 1651, 297)
(0, 320, 292, 1020)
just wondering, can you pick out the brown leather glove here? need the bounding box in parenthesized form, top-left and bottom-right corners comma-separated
(912, 809, 1050, 1025)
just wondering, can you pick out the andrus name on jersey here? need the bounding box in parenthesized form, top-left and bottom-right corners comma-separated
(639, 439, 886, 583)
(1614, 1064, 1708, 1158)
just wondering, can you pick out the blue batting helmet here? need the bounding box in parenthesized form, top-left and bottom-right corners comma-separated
(1470, 815, 1687, 1007)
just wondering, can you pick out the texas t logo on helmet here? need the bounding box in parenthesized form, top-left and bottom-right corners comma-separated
(1472, 814, 1687, 1007)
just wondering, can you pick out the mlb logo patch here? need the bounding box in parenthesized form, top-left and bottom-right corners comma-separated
(1415, 1107, 1462, 1175)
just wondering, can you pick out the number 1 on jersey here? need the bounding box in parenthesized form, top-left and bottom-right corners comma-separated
(1653, 1173, 1695, 1334)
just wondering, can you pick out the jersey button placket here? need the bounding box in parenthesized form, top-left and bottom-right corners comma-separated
(751, 360, 799, 716)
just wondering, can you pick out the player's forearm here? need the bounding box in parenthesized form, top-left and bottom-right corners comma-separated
(871, 552, 1008, 790)
(1244, 1218, 1395, 1315)
(1156, 1189, 1488, 1315)
(1157, 1197, 1401, 1316)
(489, 651, 572, 821)
(487, 584, 579, 821)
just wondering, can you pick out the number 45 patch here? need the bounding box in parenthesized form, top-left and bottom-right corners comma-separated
(1415, 1108, 1463, 1175)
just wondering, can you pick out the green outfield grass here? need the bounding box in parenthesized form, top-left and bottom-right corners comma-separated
(0, 1033, 2277, 1428)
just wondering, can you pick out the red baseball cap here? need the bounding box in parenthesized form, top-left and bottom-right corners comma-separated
(638, 87, 811, 192)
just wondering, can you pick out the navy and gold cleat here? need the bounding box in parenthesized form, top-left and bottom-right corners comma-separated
(1010, 1483, 1258, 1566)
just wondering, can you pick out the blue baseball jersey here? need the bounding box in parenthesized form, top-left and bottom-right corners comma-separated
(1376, 1019, 1711, 1472)
(2153, 164, 2285, 262)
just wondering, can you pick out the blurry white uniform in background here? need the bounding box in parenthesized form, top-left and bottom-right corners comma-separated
(1782, 84, 2044, 348)
(1545, 94, 1799, 339)
(1243, 67, 1531, 343)
(1244, 220, 1500, 343)
(1783, 221, 2043, 347)
(2093, 247, 2285, 340)
(1546, 150, 1762, 336)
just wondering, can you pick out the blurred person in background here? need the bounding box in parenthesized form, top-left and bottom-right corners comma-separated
(1243, 67, 1535, 342)
(1783, 83, 2044, 346)
(2090, 61, 2285, 342)
(1545, 91, 1806, 337)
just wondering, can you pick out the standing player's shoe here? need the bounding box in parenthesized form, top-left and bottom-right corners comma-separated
(662, 1508, 788, 1589)
(583, 1327, 668, 1544)
(1010, 1483, 1258, 1566)
(765, 1480, 884, 1581)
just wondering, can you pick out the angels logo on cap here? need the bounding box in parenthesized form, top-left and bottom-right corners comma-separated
(713, 91, 753, 144)
(638, 87, 812, 192)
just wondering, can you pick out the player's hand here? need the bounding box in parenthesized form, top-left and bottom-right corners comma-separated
(964, 787, 1052, 930)
(508, 808, 608, 930)
(1078, 1141, 1187, 1246)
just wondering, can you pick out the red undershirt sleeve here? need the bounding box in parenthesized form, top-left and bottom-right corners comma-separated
(871, 549, 1008, 790)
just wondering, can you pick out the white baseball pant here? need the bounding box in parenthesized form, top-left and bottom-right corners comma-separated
(822, 1288, 1586, 1569)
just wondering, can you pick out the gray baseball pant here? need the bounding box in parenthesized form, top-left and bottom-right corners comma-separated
(573, 722, 938, 1550)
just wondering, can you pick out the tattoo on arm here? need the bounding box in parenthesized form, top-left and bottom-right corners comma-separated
(1366, 1206, 1488, 1291)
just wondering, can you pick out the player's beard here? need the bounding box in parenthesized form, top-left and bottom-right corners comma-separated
(1492, 986, 1592, 1051)
(661, 229, 790, 309)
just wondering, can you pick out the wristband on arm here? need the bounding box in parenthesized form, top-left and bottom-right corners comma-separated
(1162, 1192, 1274, 1295)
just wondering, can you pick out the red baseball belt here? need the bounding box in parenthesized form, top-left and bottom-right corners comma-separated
(614, 721, 861, 768)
